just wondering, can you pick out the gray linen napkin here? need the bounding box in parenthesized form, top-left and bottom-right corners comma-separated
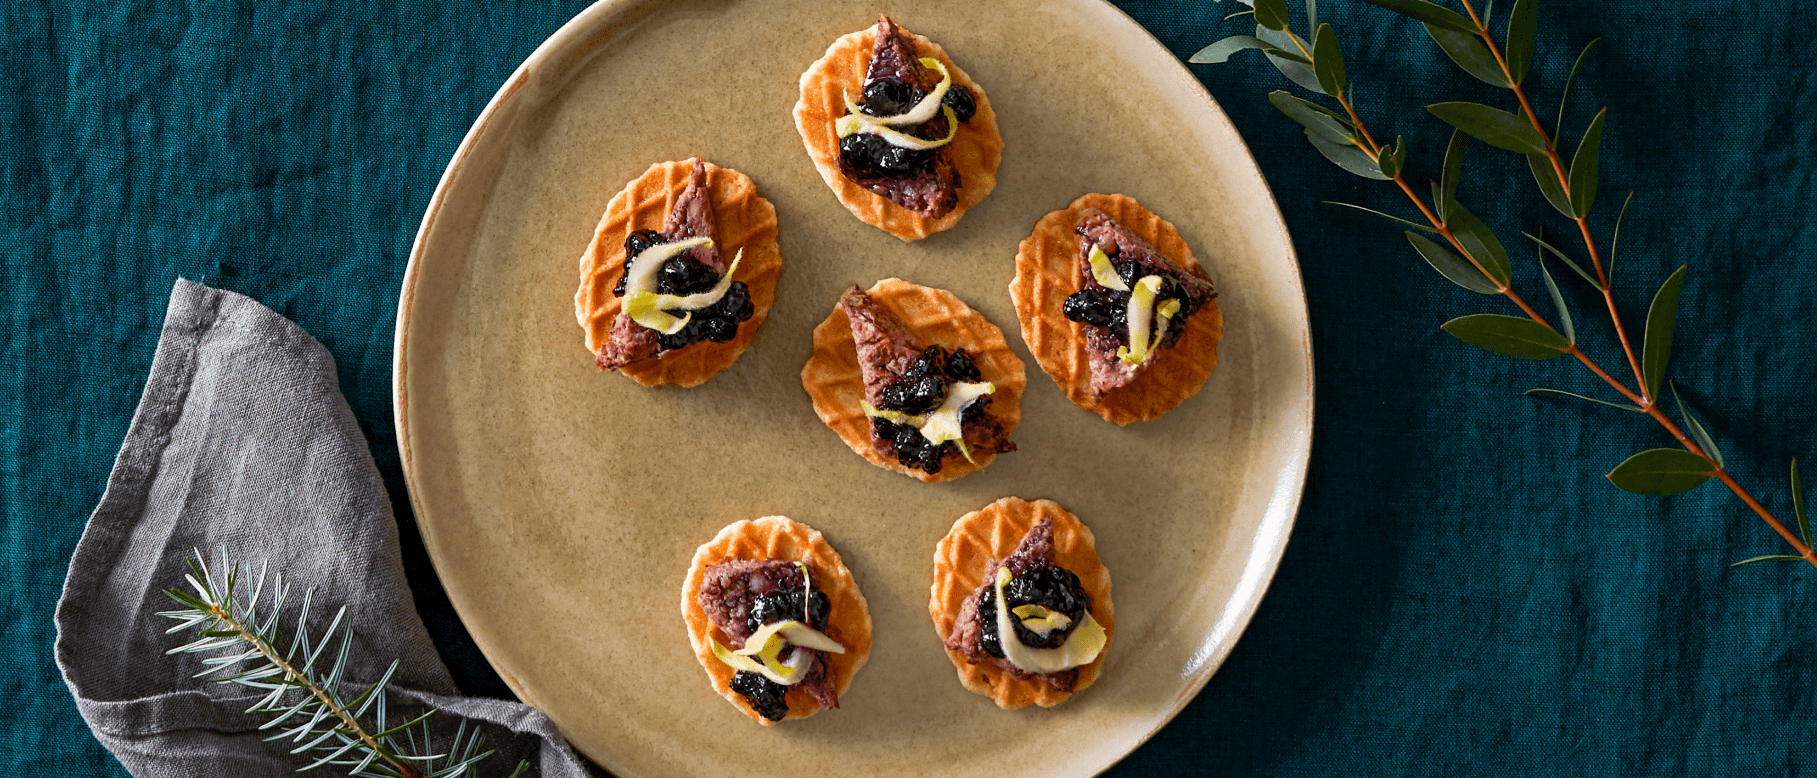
(54, 279, 592, 778)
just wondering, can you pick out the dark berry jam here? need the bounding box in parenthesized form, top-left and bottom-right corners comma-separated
(942, 84, 977, 123)
(746, 587, 831, 634)
(838, 132, 936, 179)
(1061, 246, 1204, 343)
(871, 345, 993, 473)
(979, 563, 1092, 657)
(729, 670, 789, 721)
(839, 76, 975, 183)
(612, 230, 666, 296)
(651, 280, 754, 351)
(1062, 287, 1131, 334)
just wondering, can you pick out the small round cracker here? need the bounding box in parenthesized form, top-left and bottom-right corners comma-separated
(793, 20, 1003, 241)
(680, 517, 873, 725)
(801, 278, 1025, 483)
(1009, 193, 1224, 425)
(929, 497, 1114, 709)
(574, 158, 783, 387)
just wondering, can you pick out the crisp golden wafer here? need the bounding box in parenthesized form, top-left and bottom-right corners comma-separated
(1009, 193, 1223, 424)
(929, 498, 1114, 709)
(793, 20, 1002, 241)
(681, 517, 872, 725)
(574, 158, 782, 387)
(802, 278, 1025, 483)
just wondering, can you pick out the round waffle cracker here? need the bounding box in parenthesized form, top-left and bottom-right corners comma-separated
(680, 516, 873, 725)
(802, 278, 1025, 483)
(929, 497, 1114, 709)
(793, 20, 1003, 241)
(574, 158, 783, 387)
(1009, 193, 1223, 425)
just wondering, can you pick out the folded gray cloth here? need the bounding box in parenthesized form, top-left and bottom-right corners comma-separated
(55, 279, 591, 778)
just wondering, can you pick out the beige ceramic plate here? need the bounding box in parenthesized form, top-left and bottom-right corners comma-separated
(393, 1, 1312, 776)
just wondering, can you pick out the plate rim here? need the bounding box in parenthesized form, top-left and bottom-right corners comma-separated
(392, 0, 1315, 773)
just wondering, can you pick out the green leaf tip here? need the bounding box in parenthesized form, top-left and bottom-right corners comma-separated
(1506, 0, 1538, 85)
(1312, 23, 1346, 96)
(1569, 108, 1608, 217)
(1190, 35, 1274, 64)
(1429, 102, 1549, 156)
(1441, 314, 1571, 360)
(1425, 23, 1504, 86)
(1255, 0, 1291, 31)
(1669, 381, 1723, 469)
(1304, 128, 1389, 179)
(1351, 0, 1477, 33)
(1641, 264, 1690, 400)
(1606, 448, 1715, 496)
(1407, 231, 1498, 294)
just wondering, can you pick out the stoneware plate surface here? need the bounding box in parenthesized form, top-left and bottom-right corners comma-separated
(394, 1, 1313, 776)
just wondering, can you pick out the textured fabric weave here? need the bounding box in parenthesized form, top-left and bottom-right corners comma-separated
(53, 280, 589, 777)
(6, 1, 1817, 776)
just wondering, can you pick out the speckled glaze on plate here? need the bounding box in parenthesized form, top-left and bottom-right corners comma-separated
(393, 1, 1312, 777)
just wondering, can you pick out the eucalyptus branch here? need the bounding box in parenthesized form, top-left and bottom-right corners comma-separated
(159, 550, 531, 778)
(1192, 0, 1815, 567)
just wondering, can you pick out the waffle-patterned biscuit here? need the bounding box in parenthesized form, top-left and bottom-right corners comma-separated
(681, 516, 873, 725)
(1009, 193, 1223, 425)
(574, 158, 783, 387)
(802, 278, 1025, 483)
(929, 497, 1114, 709)
(793, 20, 1003, 241)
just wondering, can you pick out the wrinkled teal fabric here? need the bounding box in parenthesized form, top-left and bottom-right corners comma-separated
(7, 1, 1815, 775)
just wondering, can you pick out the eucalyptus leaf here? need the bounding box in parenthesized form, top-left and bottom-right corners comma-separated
(1610, 191, 1634, 283)
(1305, 0, 1317, 32)
(1441, 313, 1571, 359)
(1424, 23, 1505, 86)
(1794, 458, 1810, 547)
(1304, 128, 1390, 179)
(1527, 153, 1575, 217)
(1257, 25, 1324, 94)
(1445, 203, 1513, 286)
(1521, 231, 1599, 287)
(1606, 448, 1715, 496)
(1570, 108, 1607, 217)
(1730, 555, 1806, 567)
(1265, 47, 1312, 64)
(1557, 38, 1602, 135)
(1439, 130, 1468, 222)
(1429, 102, 1549, 155)
(1377, 136, 1407, 179)
(1641, 264, 1689, 400)
(1407, 231, 1499, 293)
(1350, 0, 1477, 33)
(1506, 0, 1537, 85)
(1312, 23, 1346, 96)
(1268, 91, 1353, 145)
(1522, 387, 1643, 413)
(1670, 381, 1723, 469)
(1328, 201, 1436, 233)
(1255, 0, 1291, 31)
(1537, 243, 1575, 344)
(1190, 35, 1274, 64)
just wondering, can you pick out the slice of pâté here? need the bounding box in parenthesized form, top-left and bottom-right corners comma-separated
(930, 497, 1114, 709)
(793, 16, 1002, 241)
(801, 279, 1024, 483)
(574, 158, 783, 387)
(1008, 193, 1223, 424)
(681, 517, 872, 725)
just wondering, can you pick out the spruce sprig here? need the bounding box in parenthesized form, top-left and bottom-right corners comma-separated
(159, 550, 531, 778)
(1194, 0, 1814, 567)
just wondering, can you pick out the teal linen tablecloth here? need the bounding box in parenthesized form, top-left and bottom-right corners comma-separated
(9, 0, 1816, 774)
